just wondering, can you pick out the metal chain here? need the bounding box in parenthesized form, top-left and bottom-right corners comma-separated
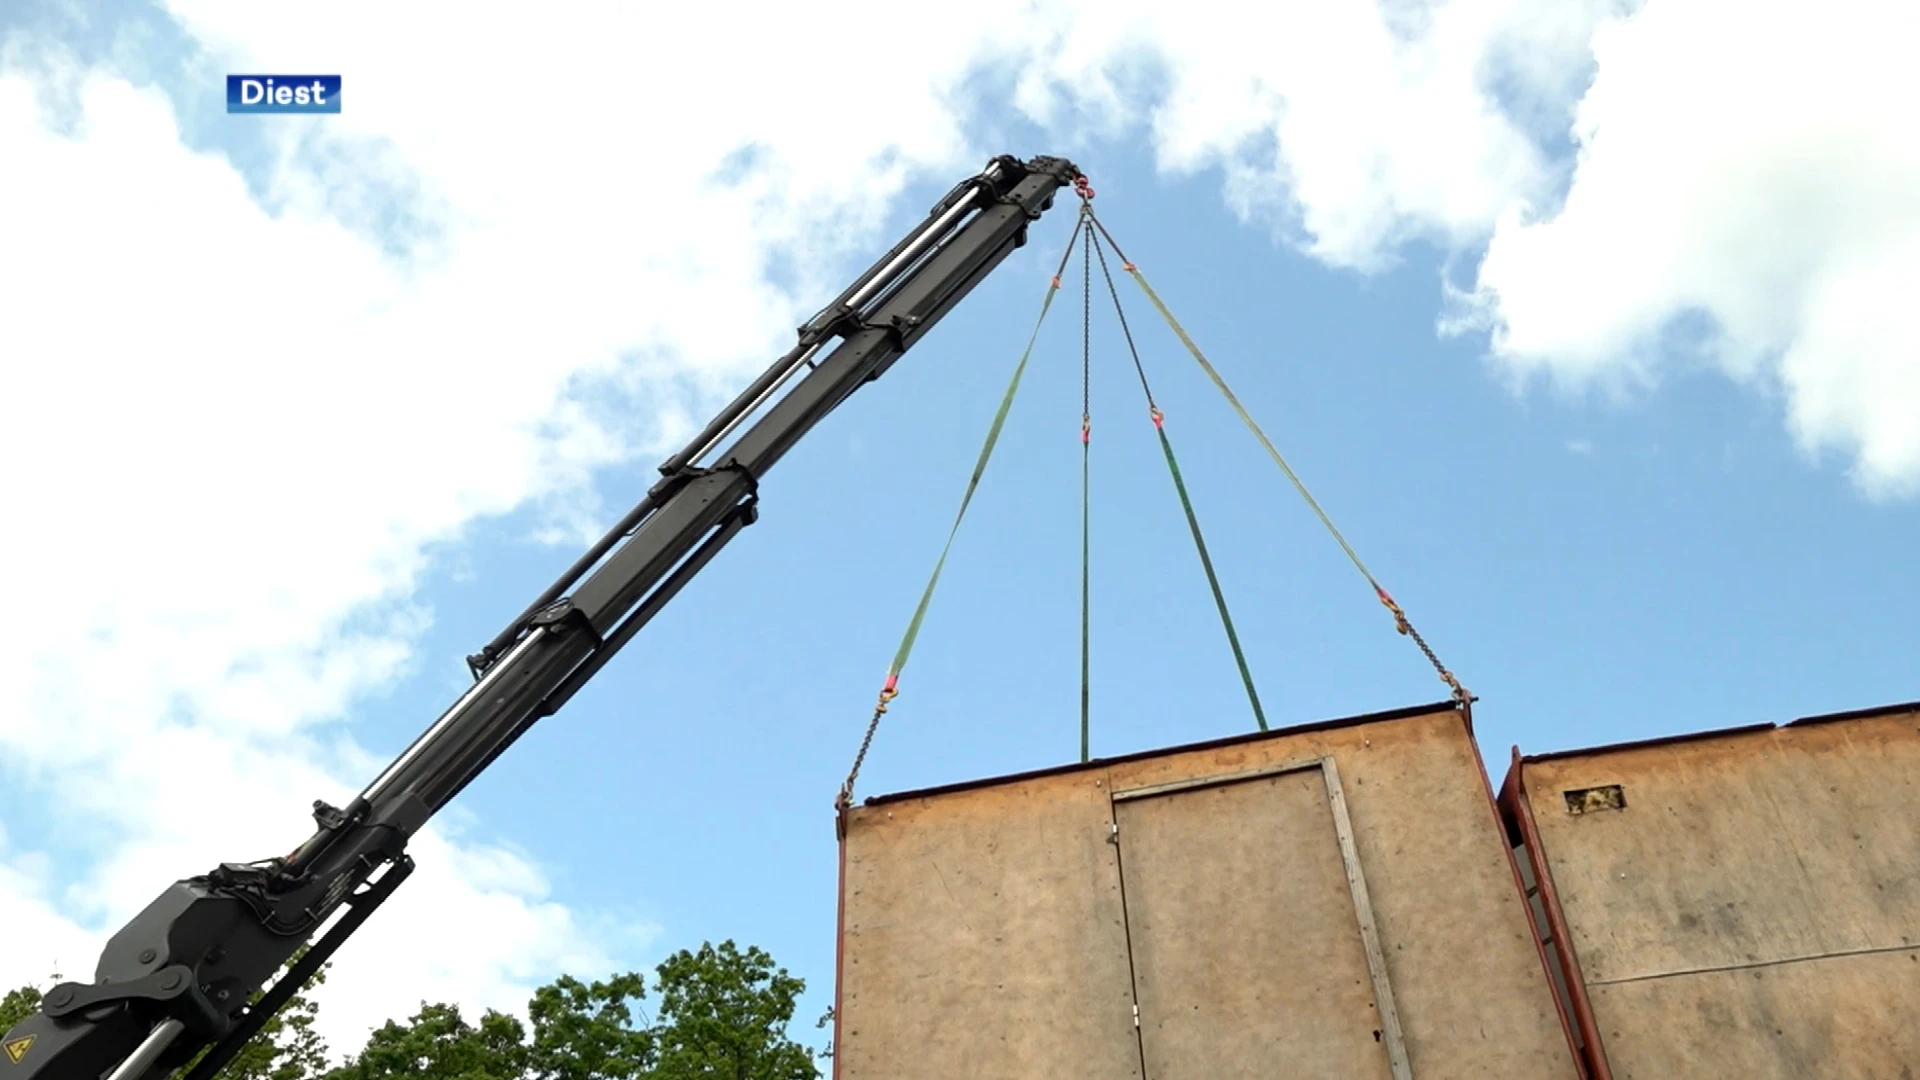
(1380, 592, 1469, 704)
(836, 690, 894, 811)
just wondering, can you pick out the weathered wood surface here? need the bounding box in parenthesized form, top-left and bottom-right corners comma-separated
(1586, 947, 1920, 1079)
(1521, 707, 1920, 1077)
(837, 705, 1580, 1079)
(1116, 767, 1394, 1079)
(835, 769, 1143, 1079)
(1100, 708, 1577, 1078)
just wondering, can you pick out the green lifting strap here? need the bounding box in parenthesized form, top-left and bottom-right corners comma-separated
(1152, 411, 1269, 731)
(836, 216, 1087, 810)
(1088, 229, 1269, 733)
(1085, 211, 1470, 707)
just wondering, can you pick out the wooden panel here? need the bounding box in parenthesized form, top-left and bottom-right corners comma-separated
(837, 705, 1582, 1079)
(1115, 767, 1397, 1079)
(837, 770, 1142, 1079)
(1106, 708, 1580, 1078)
(1587, 947, 1920, 1078)
(1523, 711, 1920, 987)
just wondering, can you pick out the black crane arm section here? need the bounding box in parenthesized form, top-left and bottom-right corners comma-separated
(4, 153, 1082, 1080)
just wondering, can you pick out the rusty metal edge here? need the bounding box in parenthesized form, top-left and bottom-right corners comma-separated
(1468, 719, 1588, 1079)
(1499, 747, 1613, 1080)
(1516, 697, 1920, 765)
(1785, 696, 1920, 727)
(1517, 722, 1776, 765)
(857, 698, 1462, 808)
(832, 809, 848, 1080)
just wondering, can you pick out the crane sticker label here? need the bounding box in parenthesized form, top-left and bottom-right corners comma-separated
(4, 1035, 32, 1064)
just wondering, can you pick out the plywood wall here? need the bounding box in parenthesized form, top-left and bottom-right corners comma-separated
(1515, 706, 1920, 1078)
(836, 704, 1580, 1079)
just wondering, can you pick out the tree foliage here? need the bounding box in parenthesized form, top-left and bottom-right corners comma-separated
(650, 943, 815, 1080)
(325, 1001, 530, 1080)
(0, 985, 41, 1036)
(186, 957, 332, 1080)
(0, 938, 827, 1080)
(323, 940, 821, 1080)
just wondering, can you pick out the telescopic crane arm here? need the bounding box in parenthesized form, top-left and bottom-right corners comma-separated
(4, 153, 1082, 1080)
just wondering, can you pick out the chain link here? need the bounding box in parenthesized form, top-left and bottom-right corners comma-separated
(836, 688, 897, 812)
(1379, 592, 1469, 703)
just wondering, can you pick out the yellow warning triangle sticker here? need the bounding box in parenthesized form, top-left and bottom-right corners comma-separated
(3, 1036, 32, 1065)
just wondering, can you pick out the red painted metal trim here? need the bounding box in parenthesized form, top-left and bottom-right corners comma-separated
(831, 810, 849, 1080)
(1502, 747, 1613, 1080)
(1463, 713, 1586, 1078)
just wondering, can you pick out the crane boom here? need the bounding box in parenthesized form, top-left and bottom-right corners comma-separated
(4, 153, 1082, 1080)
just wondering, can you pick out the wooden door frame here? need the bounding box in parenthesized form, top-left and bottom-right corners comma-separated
(1111, 755, 1415, 1080)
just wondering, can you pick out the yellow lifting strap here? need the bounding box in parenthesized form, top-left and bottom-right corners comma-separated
(835, 214, 1089, 813)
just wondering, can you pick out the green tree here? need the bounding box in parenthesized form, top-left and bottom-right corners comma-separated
(327, 1001, 529, 1080)
(6, 939, 820, 1080)
(1, 985, 42, 1035)
(650, 943, 816, 1080)
(324, 940, 821, 1080)
(524, 973, 651, 1080)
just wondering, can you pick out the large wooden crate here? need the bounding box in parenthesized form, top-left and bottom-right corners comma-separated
(833, 701, 1581, 1079)
(1501, 700, 1920, 1079)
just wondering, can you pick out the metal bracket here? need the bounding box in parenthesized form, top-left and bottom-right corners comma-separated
(42, 965, 222, 1032)
(180, 856, 415, 1080)
(528, 599, 577, 628)
(646, 463, 708, 501)
(799, 302, 862, 345)
(647, 460, 762, 504)
(311, 800, 348, 831)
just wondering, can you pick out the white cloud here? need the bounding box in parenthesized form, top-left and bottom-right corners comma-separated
(0, 828, 97, 990)
(1460, 0, 1920, 496)
(993, 0, 1920, 496)
(3, 0, 1914, 1065)
(0, 64, 632, 1046)
(996, 0, 1628, 269)
(0, 8, 1000, 1046)
(0, 0, 1083, 1053)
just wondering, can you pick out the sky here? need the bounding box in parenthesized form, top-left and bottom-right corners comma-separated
(2, 0, 1917, 1062)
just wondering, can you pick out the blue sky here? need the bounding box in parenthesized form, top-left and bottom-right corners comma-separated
(3, 0, 1916, 1060)
(350, 149, 1919, 1041)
